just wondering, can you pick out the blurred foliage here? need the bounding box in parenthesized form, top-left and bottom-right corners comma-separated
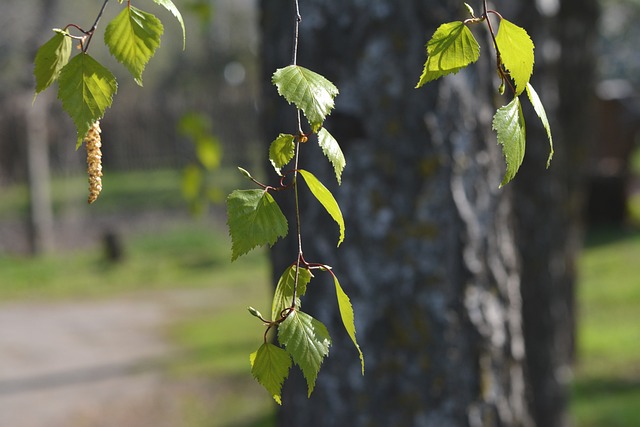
(179, 112, 224, 215)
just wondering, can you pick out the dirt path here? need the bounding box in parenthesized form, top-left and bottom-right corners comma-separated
(0, 289, 229, 427)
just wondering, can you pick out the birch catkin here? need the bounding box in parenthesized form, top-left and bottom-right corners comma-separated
(85, 121, 103, 204)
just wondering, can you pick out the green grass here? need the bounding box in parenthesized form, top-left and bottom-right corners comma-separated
(0, 221, 268, 301)
(572, 228, 640, 427)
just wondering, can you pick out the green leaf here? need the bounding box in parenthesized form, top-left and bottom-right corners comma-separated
(269, 134, 296, 175)
(152, 0, 186, 49)
(317, 128, 346, 184)
(298, 170, 345, 246)
(493, 97, 526, 187)
(34, 29, 72, 95)
(272, 265, 312, 321)
(250, 343, 292, 405)
(525, 83, 553, 167)
(495, 19, 534, 95)
(226, 189, 288, 260)
(104, 6, 164, 86)
(272, 65, 339, 132)
(416, 21, 480, 88)
(196, 136, 222, 171)
(332, 273, 364, 374)
(57, 53, 117, 148)
(278, 310, 331, 396)
(181, 164, 202, 200)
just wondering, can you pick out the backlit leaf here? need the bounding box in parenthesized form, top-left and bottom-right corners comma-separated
(226, 189, 288, 260)
(416, 21, 480, 88)
(250, 343, 292, 405)
(495, 19, 534, 95)
(298, 170, 345, 246)
(332, 273, 364, 374)
(317, 128, 346, 184)
(34, 29, 72, 95)
(272, 265, 312, 321)
(493, 97, 526, 187)
(269, 134, 296, 175)
(272, 66, 339, 132)
(57, 53, 117, 148)
(104, 6, 164, 86)
(278, 310, 331, 396)
(525, 83, 553, 167)
(152, 0, 186, 49)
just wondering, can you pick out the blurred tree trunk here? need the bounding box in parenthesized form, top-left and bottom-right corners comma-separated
(261, 1, 532, 425)
(25, 92, 55, 255)
(513, 1, 599, 426)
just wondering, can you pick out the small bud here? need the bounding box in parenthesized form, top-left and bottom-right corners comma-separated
(464, 3, 475, 18)
(238, 167, 253, 180)
(85, 121, 103, 204)
(248, 306, 263, 319)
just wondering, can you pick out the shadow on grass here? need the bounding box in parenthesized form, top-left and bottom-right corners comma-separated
(573, 377, 640, 427)
(584, 226, 640, 248)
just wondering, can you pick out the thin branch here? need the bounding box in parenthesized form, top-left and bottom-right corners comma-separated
(83, 0, 111, 52)
(482, 1, 515, 95)
(292, 0, 302, 65)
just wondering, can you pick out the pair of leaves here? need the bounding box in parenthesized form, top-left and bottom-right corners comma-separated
(226, 169, 345, 260)
(493, 83, 554, 186)
(271, 66, 346, 184)
(251, 310, 331, 403)
(35, 30, 117, 147)
(416, 16, 552, 186)
(251, 266, 364, 403)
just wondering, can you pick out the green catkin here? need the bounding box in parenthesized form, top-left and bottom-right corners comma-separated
(85, 121, 103, 204)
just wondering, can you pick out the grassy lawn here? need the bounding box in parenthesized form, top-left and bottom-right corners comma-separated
(572, 227, 640, 427)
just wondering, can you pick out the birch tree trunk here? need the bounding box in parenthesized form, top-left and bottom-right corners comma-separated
(261, 1, 532, 425)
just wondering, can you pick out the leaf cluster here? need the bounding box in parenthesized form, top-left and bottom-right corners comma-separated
(34, 0, 185, 147)
(226, 65, 363, 403)
(416, 4, 553, 186)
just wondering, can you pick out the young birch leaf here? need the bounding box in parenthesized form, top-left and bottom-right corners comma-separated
(272, 65, 339, 132)
(57, 54, 117, 148)
(226, 189, 288, 261)
(317, 128, 346, 184)
(250, 343, 292, 405)
(104, 6, 164, 86)
(278, 310, 331, 397)
(272, 265, 312, 321)
(269, 134, 296, 175)
(34, 29, 72, 95)
(151, 0, 186, 49)
(526, 83, 554, 167)
(416, 21, 480, 88)
(495, 19, 534, 95)
(298, 170, 345, 246)
(493, 97, 526, 187)
(332, 274, 364, 374)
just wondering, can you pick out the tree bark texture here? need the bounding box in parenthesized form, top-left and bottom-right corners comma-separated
(260, 1, 531, 426)
(512, 2, 599, 426)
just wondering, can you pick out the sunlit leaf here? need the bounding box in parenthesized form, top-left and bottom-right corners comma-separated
(317, 128, 346, 184)
(332, 273, 364, 374)
(272, 65, 339, 132)
(278, 310, 331, 396)
(298, 170, 345, 246)
(269, 134, 296, 175)
(250, 343, 292, 405)
(272, 265, 312, 321)
(57, 53, 117, 148)
(152, 0, 186, 49)
(493, 97, 526, 187)
(226, 189, 288, 260)
(34, 29, 72, 95)
(104, 6, 164, 86)
(495, 19, 534, 95)
(416, 21, 480, 88)
(526, 83, 553, 167)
